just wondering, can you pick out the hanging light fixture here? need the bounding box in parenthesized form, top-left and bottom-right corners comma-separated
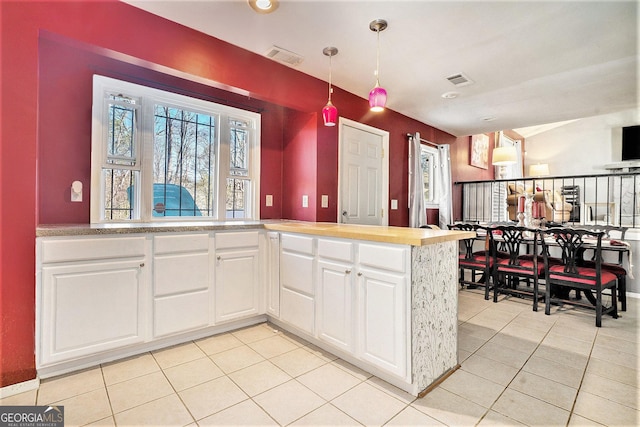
(322, 47, 338, 127)
(369, 19, 388, 112)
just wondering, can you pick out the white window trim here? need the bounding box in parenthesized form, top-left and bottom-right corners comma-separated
(90, 75, 260, 223)
(421, 144, 440, 208)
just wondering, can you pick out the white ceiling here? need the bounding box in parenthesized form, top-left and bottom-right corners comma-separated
(123, 0, 638, 137)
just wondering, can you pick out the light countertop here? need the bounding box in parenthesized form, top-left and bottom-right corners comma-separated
(263, 222, 474, 246)
(37, 221, 475, 246)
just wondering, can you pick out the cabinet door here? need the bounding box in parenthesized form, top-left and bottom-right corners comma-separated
(40, 259, 147, 366)
(215, 248, 260, 323)
(316, 260, 354, 353)
(357, 267, 408, 378)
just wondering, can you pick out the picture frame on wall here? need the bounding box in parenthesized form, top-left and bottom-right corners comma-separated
(470, 133, 489, 169)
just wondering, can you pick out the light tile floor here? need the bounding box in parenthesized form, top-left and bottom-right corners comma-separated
(2, 289, 638, 426)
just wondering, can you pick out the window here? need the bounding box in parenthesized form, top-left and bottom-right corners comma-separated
(420, 144, 439, 205)
(91, 76, 260, 222)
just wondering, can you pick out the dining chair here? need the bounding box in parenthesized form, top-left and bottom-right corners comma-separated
(449, 223, 494, 300)
(488, 225, 545, 311)
(541, 227, 618, 327)
(577, 224, 628, 311)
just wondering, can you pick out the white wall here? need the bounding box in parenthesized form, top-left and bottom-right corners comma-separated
(523, 109, 639, 177)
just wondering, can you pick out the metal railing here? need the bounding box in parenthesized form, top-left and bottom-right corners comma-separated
(455, 171, 640, 228)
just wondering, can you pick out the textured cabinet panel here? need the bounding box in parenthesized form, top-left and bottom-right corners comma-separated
(154, 233, 209, 254)
(280, 287, 314, 335)
(41, 236, 146, 263)
(316, 260, 353, 353)
(215, 248, 260, 323)
(154, 252, 209, 296)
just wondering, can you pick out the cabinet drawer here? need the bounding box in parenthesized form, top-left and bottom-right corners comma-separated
(281, 233, 314, 255)
(281, 251, 314, 295)
(359, 243, 407, 273)
(280, 288, 314, 336)
(154, 252, 209, 296)
(216, 231, 260, 250)
(318, 238, 353, 262)
(154, 233, 209, 254)
(40, 236, 146, 263)
(154, 291, 209, 337)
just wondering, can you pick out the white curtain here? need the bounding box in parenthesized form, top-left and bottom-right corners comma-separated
(437, 144, 453, 229)
(408, 132, 427, 228)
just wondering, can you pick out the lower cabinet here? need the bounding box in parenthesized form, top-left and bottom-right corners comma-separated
(357, 267, 407, 378)
(279, 233, 315, 335)
(214, 231, 261, 323)
(281, 235, 410, 380)
(36, 238, 148, 365)
(153, 233, 212, 338)
(37, 230, 265, 374)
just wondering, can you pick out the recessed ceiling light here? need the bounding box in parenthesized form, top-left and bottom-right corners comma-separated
(441, 91, 459, 99)
(248, 0, 279, 14)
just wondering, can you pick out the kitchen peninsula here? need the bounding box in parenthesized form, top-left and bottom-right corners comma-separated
(36, 221, 473, 396)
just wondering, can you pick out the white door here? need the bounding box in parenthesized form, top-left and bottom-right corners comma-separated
(339, 118, 389, 225)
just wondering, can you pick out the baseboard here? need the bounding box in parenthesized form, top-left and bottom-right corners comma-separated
(0, 377, 40, 399)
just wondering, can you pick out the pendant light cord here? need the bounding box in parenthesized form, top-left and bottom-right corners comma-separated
(328, 53, 333, 101)
(375, 28, 381, 85)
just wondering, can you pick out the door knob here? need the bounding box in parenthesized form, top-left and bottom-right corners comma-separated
(342, 210, 348, 216)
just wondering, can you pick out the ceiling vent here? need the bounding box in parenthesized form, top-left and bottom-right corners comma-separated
(264, 45, 304, 66)
(446, 73, 474, 87)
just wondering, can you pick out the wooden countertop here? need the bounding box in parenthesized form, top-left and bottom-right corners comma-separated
(264, 222, 475, 246)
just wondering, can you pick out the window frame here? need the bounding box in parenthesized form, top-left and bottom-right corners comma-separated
(420, 143, 439, 207)
(90, 75, 260, 223)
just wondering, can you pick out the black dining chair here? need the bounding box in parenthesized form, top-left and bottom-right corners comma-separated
(541, 227, 618, 327)
(449, 223, 494, 300)
(577, 224, 628, 311)
(488, 225, 545, 311)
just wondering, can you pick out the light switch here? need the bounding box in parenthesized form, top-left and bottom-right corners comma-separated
(391, 199, 398, 210)
(266, 195, 273, 207)
(321, 195, 329, 208)
(302, 195, 309, 208)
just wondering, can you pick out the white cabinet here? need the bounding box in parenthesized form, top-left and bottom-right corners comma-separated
(153, 233, 212, 338)
(280, 233, 315, 335)
(357, 243, 409, 379)
(38, 236, 148, 366)
(266, 232, 280, 317)
(316, 238, 354, 353)
(214, 231, 261, 323)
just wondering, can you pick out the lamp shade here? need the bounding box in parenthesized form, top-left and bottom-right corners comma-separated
(322, 100, 338, 126)
(369, 85, 387, 112)
(492, 146, 517, 166)
(529, 163, 550, 177)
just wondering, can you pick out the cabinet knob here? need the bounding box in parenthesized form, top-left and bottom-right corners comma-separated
(139, 263, 145, 268)
(357, 272, 363, 276)
(217, 256, 222, 260)
(345, 269, 351, 274)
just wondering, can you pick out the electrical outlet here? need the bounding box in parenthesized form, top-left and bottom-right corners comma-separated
(302, 195, 309, 208)
(391, 199, 398, 210)
(321, 195, 328, 208)
(266, 195, 273, 207)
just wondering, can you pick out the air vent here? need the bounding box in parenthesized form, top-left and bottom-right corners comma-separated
(264, 45, 304, 66)
(446, 72, 474, 87)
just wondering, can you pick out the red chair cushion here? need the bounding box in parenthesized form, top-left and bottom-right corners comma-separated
(548, 265, 617, 285)
(497, 258, 544, 275)
(459, 254, 493, 268)
(582, 261, 626, 276)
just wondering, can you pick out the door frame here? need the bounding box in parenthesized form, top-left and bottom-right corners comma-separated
(337, 118, 390, 226)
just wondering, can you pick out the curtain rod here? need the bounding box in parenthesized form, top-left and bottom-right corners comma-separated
(406, 133, 439, 148)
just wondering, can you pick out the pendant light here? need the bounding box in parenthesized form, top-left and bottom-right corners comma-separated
(369, 19, 388, 112)
(322, 47, 338, 126)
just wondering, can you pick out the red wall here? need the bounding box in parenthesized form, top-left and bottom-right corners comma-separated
(0, 0, 490, 387)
